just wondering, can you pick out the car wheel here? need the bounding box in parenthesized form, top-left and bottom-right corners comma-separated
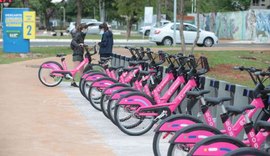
(162, 37, 173, 46)
(203, 37, 214, 47)
(145, 30, 150, 36)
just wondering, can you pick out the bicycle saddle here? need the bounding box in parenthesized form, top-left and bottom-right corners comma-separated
(255, 120, 270, 131)
(56, 54, 66, 57)
(186, 90, 210, 98)
(225, 105, 255, 116)
(205, 97, 232, 106)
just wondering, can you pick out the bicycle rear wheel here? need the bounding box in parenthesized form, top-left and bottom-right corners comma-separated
(38, 61, 63, 87)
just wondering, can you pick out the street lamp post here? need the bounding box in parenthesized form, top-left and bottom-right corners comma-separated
(60, 6, 65, 29)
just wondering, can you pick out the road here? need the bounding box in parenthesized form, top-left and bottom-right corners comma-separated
(0, 39, 269, 49)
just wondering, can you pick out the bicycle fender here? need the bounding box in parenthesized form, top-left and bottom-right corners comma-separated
(103, 83, 130, 95)
(85, 72, 108, 81)
(154, 114, 203, 132)
(41, 62, 62, 70)
(170, 124, 222, 144)
(110, 90, 138, 100)
(91, 77, 118, 88)
(117, 92, 155, 107)
(189, 135, 246, 156)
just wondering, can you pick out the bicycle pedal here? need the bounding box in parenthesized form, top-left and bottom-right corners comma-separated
(65, 74, 73, 80)
(154, 111, 168, 122)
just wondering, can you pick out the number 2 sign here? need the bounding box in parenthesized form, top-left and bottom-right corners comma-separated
(23, 11, 36, 39)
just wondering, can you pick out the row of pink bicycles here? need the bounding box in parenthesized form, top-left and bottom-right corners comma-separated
(38, 45, 270, 156)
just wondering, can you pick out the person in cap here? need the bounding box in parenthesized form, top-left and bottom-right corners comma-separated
(69, 23, 88, 87)
(98, 23, 114, 59)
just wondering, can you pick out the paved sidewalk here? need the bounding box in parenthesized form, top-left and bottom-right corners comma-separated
(0, 57, 114, 156)
(62, 83, 156, 156)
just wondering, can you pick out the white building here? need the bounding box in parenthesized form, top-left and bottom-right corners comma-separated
(251, 0, 270, 9)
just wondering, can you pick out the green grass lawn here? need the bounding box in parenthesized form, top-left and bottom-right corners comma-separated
(168, 50, 270, 87)
(0, 47, 71, 64)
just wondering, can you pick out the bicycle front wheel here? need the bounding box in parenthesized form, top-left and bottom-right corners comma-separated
(114, 104, 155, 136)
(38, 61, 63, 87)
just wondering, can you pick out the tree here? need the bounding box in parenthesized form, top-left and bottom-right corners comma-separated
(179, 0, 186, 54)
(76, 0, 82, 24)
(22, 0, 29, 7)
(28, 0, 56, 30)
(99, 0, 105, 22)
(156, 0, 161, 26)
(115, 0, 145, 39)
(190, 0, 200, 55)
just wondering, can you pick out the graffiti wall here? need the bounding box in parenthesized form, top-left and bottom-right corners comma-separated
(192, 9, 270, 43)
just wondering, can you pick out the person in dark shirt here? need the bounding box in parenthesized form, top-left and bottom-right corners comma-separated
(70, 23, 88, 87)
(98, 23, 113, 59)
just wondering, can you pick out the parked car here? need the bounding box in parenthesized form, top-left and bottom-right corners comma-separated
(66, 20, 111, 35)
(139, 20, 171, 36)
(66, 22, 74, 33)
(149, 23, 218, 47)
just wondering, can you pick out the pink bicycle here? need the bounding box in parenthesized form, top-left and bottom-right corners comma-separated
(38, 45, 102, 87)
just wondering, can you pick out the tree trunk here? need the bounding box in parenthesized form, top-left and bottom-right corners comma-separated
(179, 0, 186, 54)
(99, 0, 105, 22)
(76, 0, 82, 24)
(22, 0, 29, 7)
(190, 2, 200, 55)
(126, 17, 132, 40)
(156, 0, 161, 26)
(44, 10, 50, 30)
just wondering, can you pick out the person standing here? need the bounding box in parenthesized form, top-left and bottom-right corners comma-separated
(98, 23, 114, 59)
(70, 23, 88, 87)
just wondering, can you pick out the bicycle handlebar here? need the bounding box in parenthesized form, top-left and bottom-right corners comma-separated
(255, 71, 270, 77)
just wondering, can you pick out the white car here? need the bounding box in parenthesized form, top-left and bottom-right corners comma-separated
(149, 23, 218, 47)
(67, 20, 111, 35)
(139, 20, 171, 36)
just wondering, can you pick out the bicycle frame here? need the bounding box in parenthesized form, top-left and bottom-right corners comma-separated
(222, 97, 265, 137)
(45, 57, 89, 78)
(118, 77, 197, 117)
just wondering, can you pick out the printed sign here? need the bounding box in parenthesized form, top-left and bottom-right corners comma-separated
(3, 8, 30, 53)
(23, 11, 36, 39)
